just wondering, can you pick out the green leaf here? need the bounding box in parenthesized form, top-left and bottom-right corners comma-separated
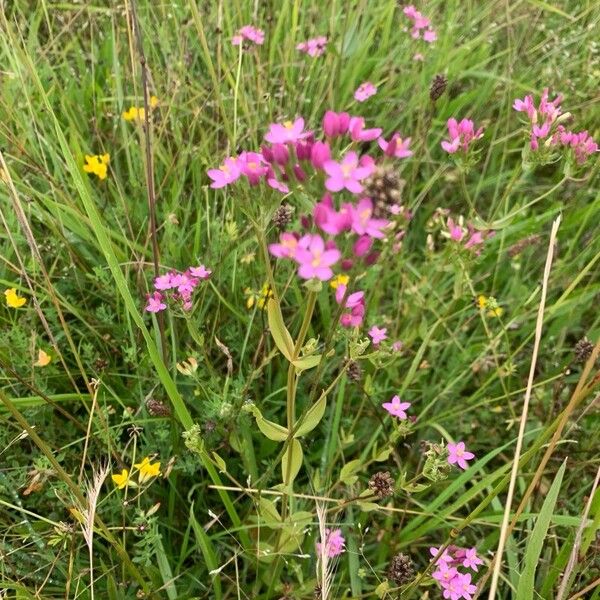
(516, 460, 566, 600)
(292, 354, 322, 371)
(281, 439, 303, 485)
(245, 404, 289, 441)
(258, 498, 281, 526)
(267, 298, 294, 361)
(294, 393, 327, 437)
(340, 459, 362, 485)
(211, 451, 227, 473)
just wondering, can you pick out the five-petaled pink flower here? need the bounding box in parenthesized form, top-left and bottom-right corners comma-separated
(447, 441, 475, 470)
(378, 133, 413, 158)
(368, 325, 387, 346)
(316, 528, 345, 558)
(269, 232, 302, 259)
(189, 265, 212, 279)
(295, 235, 340, 281)
(354, 82, 377, 102)
(351, 198, 388, 238)
(382, 395, 411, 419)
(207, 157, 241, 188)
(441, 118, 484, 154)
(324, 151, 374, 193)
(145, 292, 167, 313)
(349, 116, 383, 142)
(265, 118, 309, 144)
(296, 36, 328, 57)
(462, 548, 484, 572)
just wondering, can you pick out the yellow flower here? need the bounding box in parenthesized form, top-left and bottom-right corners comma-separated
(4, 288, 26, 308)
(112, 469, 130, 489)
(35, 349, 52, 367)
(330, 274, 350, 289)
(83, 154, 110, 180)
(245, 283, 273, 310)
(122, 97, 158, 121)
(477, 295, 503, 318)
(149, 95, 159, 107)
(134, 457, 161, 483)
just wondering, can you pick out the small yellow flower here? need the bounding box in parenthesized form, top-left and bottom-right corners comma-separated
(35, 349, 52, 367)
(477, 295, 503, 318)
(330, 274, 350, 289)
(176, 356, 198, 376)
(83, 154, 110, 180)
(245, 283, 273, 310)
(122, 106, 143, 121)
(4, 288, 26, 308)
(134, 457, 161, 483)
(112, 469, 130, 489)
(149, 95, 159, 107)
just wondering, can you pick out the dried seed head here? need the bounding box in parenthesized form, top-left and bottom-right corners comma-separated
(346, 359, 362, 383)
(387, 553, 415, 586)
(146, 398, 171, 417)
(429, 74, 448, 102)
(574, 337, 594, 363)
(368, 471, 395, 498)
(272, 204, 295, 230)
(363, 166, 405, 219)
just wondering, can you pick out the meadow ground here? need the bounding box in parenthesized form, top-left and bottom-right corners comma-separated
(0, 1, 599, 598)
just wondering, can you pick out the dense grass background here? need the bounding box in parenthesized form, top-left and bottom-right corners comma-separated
(0, 0, 599, 598)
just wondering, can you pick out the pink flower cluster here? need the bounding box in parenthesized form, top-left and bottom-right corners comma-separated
(431, 545, 483, 600)
(317, 528, 345, 558)
(354, 81, 377, 102)
(513, 89, 597, 162)
(296, 36, 328, 57)
(403, 5, 437, 42)
(552, 126, 598, 164)
(441, 118, 484, 154)
(232, 25, 264, 47)
(145, 265, 212, 313)
(445, 217, 492, 253)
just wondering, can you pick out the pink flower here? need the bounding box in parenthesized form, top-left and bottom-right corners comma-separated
(423, 28, 437, 42)
(553, 127, 598, 164)
(232, 25, 265, 47)
(336, 285, 366, 328)
(295, 235, 340, 281)
(350, 198, 388, 238)
(324, 152, 374, 194)
(323, 111, 351, 137)
(447, 441, 475, 470)
(462, 548, 483, 572)
(316, 528, 345, 557)
(189, 265, 211, 279)
(455, 573, 477, 600)
(446, 217, 465, 242)
(368, 325, 387, 346)
(348, 116, 383, 142)
(238, 152, 269, 185)
(296, 36, 328, 57)
(413, 52, 424, 61)
(382, 394, 410, 418)
(269, 232, 302, 259)
(432, 564, 458, 586)
(265, 118, 309, 145)
(207, 157, 241, 188)
(391, 340, 403, 352)
(378, 133, 413, 158)
(310, 141, 331, 169)
(267, 177, 290, 193)
(354, 81, 377, 102)
(441, 575, 462, 600)
(154, 273, 175, 290)
(313, 195, 352, 235)
(145, 291, 166, 313)
(430, 546, 454, 565)
(441, 118, 484, 154)
(352, 234, 373, 257)
(513, 95, 537, 121)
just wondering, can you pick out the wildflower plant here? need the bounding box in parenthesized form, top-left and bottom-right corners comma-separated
(0, 2, 598, 599)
